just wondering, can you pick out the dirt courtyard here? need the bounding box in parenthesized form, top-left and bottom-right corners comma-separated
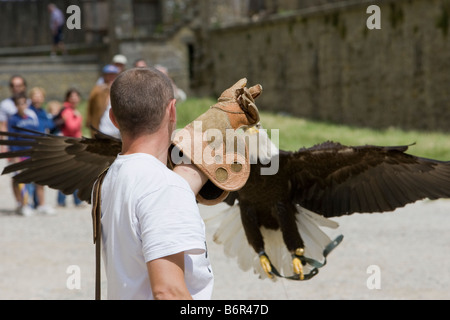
(0, 158, 449, 300)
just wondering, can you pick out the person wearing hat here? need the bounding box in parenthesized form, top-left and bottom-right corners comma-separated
(102, 64, 120, 86)
(87, 64, 120, 137)
(96, 55, 127, 85)
(112, 54, 127, 72)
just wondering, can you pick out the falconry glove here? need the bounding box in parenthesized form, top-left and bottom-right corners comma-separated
(171, 78, 262, 205)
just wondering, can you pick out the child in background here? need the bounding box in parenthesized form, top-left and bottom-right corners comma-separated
(47, 100, 62, 118)
(47, 100, 62, 116)
(8, 92, 39, 216)
(47, 100, 63, 135)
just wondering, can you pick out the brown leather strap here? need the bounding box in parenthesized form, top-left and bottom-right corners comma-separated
(91, 167, 109, 300)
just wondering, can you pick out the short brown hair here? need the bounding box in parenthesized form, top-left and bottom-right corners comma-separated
(9, 75, 27, 88)
(12, 92, 27, 105)
(110, 67, 174, 137)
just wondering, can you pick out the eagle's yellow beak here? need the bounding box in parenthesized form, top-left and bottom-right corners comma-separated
(245, 125, 260, 135)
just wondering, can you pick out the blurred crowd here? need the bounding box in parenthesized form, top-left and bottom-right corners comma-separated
(0, 53, 186, 217)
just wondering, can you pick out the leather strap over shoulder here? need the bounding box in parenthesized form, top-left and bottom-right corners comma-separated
(91, 166, 109, 300)
(92, 167, 109, 244)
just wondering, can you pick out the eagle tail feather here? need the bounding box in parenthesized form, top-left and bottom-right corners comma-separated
(206, 204, 256, 272)
(296, 206, 338, 263)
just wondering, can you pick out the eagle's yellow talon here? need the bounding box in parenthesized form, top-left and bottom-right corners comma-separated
(293, 248, 305, 280)
(292, 257, 304, 280)
(259, 255, 274, 279)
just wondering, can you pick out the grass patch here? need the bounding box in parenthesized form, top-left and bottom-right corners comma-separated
(260, 112, 450, 160)
(175, 97, 212, 128)
(176, 98, 450, 160)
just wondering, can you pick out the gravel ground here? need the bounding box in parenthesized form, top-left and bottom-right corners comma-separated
(0, 158, 449, 300)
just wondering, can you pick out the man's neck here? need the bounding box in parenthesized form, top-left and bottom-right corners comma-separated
(121, 129, 170, 165)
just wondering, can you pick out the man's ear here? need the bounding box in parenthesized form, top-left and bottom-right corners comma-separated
(168, 99, 176, 123)
(109, 108, 119, 129)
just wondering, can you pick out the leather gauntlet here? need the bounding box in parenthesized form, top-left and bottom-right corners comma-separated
(171, 78, 262, 205)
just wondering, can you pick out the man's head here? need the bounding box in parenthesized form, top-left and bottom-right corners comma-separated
(29, 87, 46, 109)
(133, 59, 148, 68)
(65, 88, 81, 106)
(112, 54, 127, 72)
(48, 3, 56, 12)
(110, 67, 175, 138)
(9, 75, 27, 96)
(102, 64, 120, 86)
(13, 92, 28, 115)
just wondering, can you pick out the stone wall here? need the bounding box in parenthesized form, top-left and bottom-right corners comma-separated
(3, 0, 450, 132)
(117, 27, 195, 97)
(0, 0, 98, 48)
(0, 56, 100, 103)
(204, 0, 450, 132)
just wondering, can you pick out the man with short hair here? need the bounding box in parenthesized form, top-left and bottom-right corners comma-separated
(100, 67, 261, 299)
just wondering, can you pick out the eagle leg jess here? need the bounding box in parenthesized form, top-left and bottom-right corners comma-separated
(240, 205, 275, 278)
(275, 202, 306, 278)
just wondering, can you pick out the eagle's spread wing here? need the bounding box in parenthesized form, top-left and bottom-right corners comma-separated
(0, 129, 121, 203)
(288, 141, 450, 217)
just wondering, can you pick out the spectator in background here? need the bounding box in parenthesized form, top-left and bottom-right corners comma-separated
(27, 87, 56, 215)
(8, 92, 39, 216)
(87, 64, 119, 137)
(46, 100, 63, 135)
(99, 102, 121, 139)
(0, 75, 35, 152)
(48, 3, 67, 56)
(155, 64, 187, 102)
(29, 87, 55, 134)
(57, 88, 83, 207)
(96, 55, 127, 85)
(48, 100, 64, 135)
(60, 88, 82, 139)
(47, 100, 63, 119)
(112, 54, 127, 73)
(133, 58, 148, 68)
(0, 75, 30, 131)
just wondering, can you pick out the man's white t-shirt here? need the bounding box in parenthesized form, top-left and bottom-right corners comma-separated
(100, 153, 214, 300)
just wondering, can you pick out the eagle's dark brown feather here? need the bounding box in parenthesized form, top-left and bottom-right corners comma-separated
(0, 130, 121, 203)
(286, 142, 450, 217)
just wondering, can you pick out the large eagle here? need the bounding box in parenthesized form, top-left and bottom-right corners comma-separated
(208, 127, 450, 280)
(1, 127, 450, 281)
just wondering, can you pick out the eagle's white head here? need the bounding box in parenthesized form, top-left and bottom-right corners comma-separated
(244, 123, 279, 164)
